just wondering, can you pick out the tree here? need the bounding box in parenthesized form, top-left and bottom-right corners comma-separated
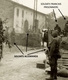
(45, 12, 56, 30)
(57, 16, 67, 30)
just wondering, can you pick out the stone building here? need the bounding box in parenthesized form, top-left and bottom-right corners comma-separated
(0, 0, 46, 45)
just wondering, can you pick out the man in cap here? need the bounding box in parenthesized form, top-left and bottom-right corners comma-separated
(46, 30, 62, 80)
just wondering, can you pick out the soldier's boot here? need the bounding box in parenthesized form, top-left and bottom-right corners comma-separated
(54, 66, 57, 80)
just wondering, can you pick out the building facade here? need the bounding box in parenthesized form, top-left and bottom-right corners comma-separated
(0, 0, 47, 45)
(13, 1, 46, 33)
(0, 0, 46, 33)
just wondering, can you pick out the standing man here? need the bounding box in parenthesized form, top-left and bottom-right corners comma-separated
(0, 18, 4, 60)
(46, 30, 61, 80)
(54, 24, 61, 35)
(11, 28, 15, 46)
(41, 29, 48, 47)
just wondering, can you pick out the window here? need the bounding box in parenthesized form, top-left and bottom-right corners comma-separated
(16, 21, 19, 28)
(17, 8, 19, 17)
(22, 10, 24, 18)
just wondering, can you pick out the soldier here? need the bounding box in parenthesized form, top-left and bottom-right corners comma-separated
(11, 28, 15, 46)
(54, 24, 61, 35)
(41, 29, 48, 47)
(64, 21, 68, 36)
(0, 18, 4, 60)
(46, 30, 62, 80)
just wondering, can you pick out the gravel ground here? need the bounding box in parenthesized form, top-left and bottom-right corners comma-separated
(0, 45, 68, 80)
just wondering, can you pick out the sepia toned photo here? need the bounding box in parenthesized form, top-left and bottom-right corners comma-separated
(0, 0, 68, 80)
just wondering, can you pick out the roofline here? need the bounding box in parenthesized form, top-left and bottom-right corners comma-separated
(10, 0, 46, 15)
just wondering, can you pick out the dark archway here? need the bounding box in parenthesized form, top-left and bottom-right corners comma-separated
(24, 20, 29, 33)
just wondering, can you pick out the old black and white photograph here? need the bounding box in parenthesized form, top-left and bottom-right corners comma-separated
(0, 0, 68, 80)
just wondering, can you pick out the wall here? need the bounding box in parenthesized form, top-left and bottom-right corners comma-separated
(13, 3, 46, 33)
(0, 0, 46, 46)
(13, 5, 33, 33)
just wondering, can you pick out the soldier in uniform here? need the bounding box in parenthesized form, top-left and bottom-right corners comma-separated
(46, 30, 61, 80)
(54, 24, 61, 35)
(0, 18, 4, 60)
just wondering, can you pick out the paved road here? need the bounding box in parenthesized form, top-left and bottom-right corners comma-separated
(0, 46, 46, 80)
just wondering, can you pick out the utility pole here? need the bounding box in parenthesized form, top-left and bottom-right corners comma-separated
(33, 0, 38, 32)
(36, 0, 38, 20)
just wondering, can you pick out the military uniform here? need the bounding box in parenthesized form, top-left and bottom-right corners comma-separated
(54, 24, 61, 35)
(46, 30, 61, 80)
(0, 18, 4, 60)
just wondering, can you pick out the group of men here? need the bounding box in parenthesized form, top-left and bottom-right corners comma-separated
(0, 16, 68, 80)
(42, 23, 65, 80)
